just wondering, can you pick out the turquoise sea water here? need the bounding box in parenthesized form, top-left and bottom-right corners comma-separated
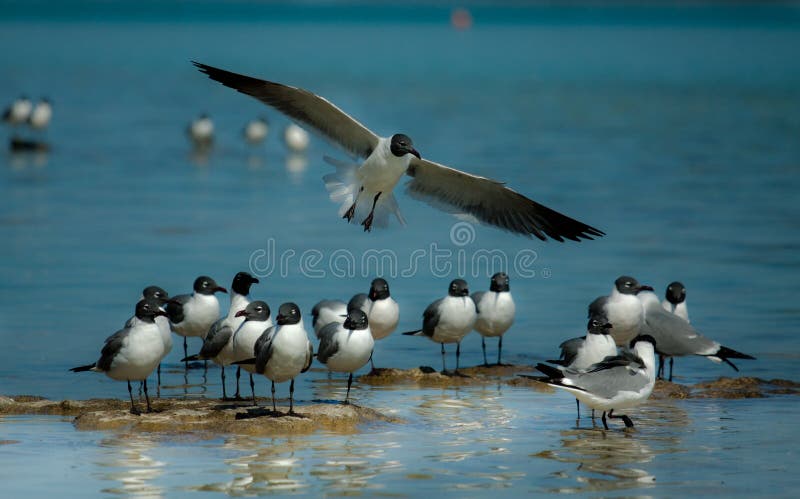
(2, 2, 799, 496)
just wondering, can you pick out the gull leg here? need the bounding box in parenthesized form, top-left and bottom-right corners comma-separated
(455, 342, 461, 374)
(361, 192, 382, 232)
(440, 343, 447, 373)
(482, 337, 488, 367)
(234, 366, 241, 399)
(576, 399, 581, 420)
(144, 378, 153, 413)
(249, 373, 257, 406)
(657, 354, 665, 380)
(271, 381, 276, 412)
(183, 337, 188, 371)
(608, 409, 635, 429)
(668, 357, 674, 382)
(344, 373, 353, 404)
(600, 411, 609, 430)
(498, 336, 508, 366)
(157, 363, 162, 398)
(288, 378, 295, 415)
(343, 186, 363, 222)
(128, 381, 141, 415)
(221, 366, 228, 400)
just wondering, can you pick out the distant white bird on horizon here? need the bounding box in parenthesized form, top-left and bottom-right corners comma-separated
(28, 98, 52, 130)
(2, 95, 32, 126)
(188, 113, 214, 147)
(193, 62, 604, 239)
(284, 122, 309, 153)
(244, 116, 269, 145)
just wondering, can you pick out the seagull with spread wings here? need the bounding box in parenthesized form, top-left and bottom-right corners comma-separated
(193, 62, 603, 241)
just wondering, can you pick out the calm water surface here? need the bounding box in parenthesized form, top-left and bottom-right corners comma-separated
(1, 2, 799, 496)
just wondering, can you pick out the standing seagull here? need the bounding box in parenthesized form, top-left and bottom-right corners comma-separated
(547, 315, 618, 419)
(252, 302, 313, 414)
(182, 272, 259, 399)
(231, 300, 273, 404)
(588, 276, 653, 347)
(166, 275, 227, 369)
(193, 62, 604, 240)
(638, 291, 755, 381)
(661, 281, 689, 322)
(125, 286, 173, 391)
(364, 278, 399, 370)
(244, 116, 269, 145)
(2, 95, 32, 126)
(403, 279, 477, 374)
(472, 272, 515, 366)
(188, 113, 214, 147)
(317, 308, 374, 404)
(28, 98, 52, 131)
(70, 299, 167, 415)
(528, 335, 658, 430)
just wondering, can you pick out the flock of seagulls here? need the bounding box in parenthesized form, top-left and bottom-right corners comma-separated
(187, 112, 310, 153)
(62, 60, 754, 432)
(68, 269, 753, 430)
(522, 275, 755, 429)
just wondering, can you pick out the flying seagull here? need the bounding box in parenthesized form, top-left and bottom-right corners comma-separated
(193, 62, 604, 241)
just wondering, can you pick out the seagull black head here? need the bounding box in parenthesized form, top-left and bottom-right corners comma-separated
(344, 308, 369, 330)
(193, 275, 227, 295)
(141, 285, 169, 305)
(390, 133, 421, 159)
(665, 281, 686, 305)
(587, 315, 613, 334)
(614, 275, 653, 295)
(369, 278, 391, 301)
(231, 271, 259, 296)
(489, 272, 510, 292)
(276, 302, 301, 326)
(135, 298, 168, 322)
(236, 300, 271, 321)
(448, 278, 470, 297)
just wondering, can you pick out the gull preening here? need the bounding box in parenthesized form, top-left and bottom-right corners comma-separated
(193, 62, 604, 240)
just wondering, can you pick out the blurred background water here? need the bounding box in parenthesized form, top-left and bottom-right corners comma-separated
(1, 1, 799, 496)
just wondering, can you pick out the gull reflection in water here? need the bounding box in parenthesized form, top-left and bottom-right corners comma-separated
(408, 387, 526, 490)
(535, 400, 686, 494)
(196, 433, 404, 495)
(285, 153, 307, 184)
(96, 434, 165, 497)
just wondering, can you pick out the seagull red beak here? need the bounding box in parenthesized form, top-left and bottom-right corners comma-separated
(215, 286, 228, 294)
(638, 285, 654, 292)
(234, 309, 247, 317)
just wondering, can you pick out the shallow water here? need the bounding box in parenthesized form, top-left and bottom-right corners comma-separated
(2, 1, 800, 496)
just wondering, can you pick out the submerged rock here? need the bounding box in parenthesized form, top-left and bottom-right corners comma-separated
(0, 396, 401, 436)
